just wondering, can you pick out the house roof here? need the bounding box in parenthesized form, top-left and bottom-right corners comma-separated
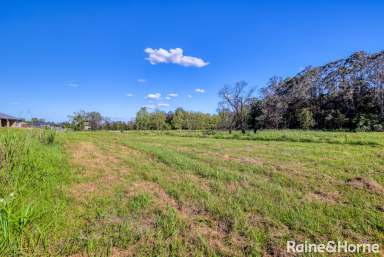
(0, 112, 20, 120)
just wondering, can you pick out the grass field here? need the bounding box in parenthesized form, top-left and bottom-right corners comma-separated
(0, 129, 383, 256)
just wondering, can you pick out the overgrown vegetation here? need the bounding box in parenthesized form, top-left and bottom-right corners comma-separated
(0, 129, 70, 256)
(38, 128, 56, 145)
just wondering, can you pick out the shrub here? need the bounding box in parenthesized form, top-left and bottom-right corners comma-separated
(203, 130, 217, 135)
(298, 108, 315, 129)
(39, 128, 56, 145)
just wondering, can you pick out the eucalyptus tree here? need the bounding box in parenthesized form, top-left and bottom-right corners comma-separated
(218, 81, 254, 133)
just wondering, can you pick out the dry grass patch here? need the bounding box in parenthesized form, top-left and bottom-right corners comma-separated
(222, 154, 264, 165)
(69, 247, 133, 257)
(124, 180, 249, 256)
(346, 176, 384, 194)
(125, 181, 179, 209)
(66, 141, 128, 201)
(306, 190, 341, 204)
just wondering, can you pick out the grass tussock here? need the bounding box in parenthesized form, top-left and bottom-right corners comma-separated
(38, 128, 56, 145)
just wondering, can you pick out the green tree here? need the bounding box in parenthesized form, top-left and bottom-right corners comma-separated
(247, 98, 264, 133)
(298, 108, 315, 129)
(86, 112, 103, 130)
(68, 111, 86, 131)
(149, 110, 167, 130)
(135, 107, 150, 130)
(172, 108, 186, 129)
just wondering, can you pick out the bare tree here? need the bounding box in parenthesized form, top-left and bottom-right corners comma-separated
(218, 81, 254, 133)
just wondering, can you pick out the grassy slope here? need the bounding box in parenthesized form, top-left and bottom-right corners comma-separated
(1, 129, 383, 256)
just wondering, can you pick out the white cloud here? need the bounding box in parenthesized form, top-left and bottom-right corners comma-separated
(195, 88, 205, 93)
(10, 101, 20, 105)
(144, 48, 209, 68)
(145, 93, 161, 100)
(125, 93, 134, 97)
(165, 96, 171, 100)
(137, 78, 146, 83)
(142, 104, 155, 109)
(67, 83, 79, 88)
(168, 93, 178, 97)
(187, 94, 192, 98)
(158, 103, 170, 107)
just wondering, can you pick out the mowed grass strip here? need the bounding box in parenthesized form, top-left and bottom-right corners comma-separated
(61, 131, 383, 257)
(120, 134, 383, 246)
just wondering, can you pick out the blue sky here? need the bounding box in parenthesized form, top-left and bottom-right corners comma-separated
(1, 0, 383, 121)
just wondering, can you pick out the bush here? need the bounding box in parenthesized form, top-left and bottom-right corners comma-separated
(203, 130, 217, 136)
(298, 108, 315, 129)
(38, 128, 56, 145)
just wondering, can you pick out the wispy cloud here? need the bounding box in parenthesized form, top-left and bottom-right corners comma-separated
(144, 48, 209, 68)
(187, 94, 192, 98)
(67, 83, 79, 88)
(142, 104, 155, 109)
(195, 88, 205, 93)
(125, 93, 134, 97)
(145, 93, 161, 100)
(168, 93, 178, 97)
(10, 101, 20, 105)
(137, 78, 146, 83)
(158, 103, 170, 107)
(165, 96, 171, 100)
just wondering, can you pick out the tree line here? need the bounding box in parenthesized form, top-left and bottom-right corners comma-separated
(67, 50, 384, 132)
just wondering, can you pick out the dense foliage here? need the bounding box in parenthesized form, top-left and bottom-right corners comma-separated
(261, 51, 384, 131)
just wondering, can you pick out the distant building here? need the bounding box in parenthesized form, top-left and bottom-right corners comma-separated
(0, 112, 22, 128)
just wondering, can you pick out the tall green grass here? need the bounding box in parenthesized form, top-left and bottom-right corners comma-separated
(38, 128, 56, 145)
(0, 129, 70, 256)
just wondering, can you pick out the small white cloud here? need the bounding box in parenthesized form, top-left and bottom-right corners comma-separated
(11, 101, 20, 105)
(67, 83, 79, 88)
(187, 94, 192, 98)
(143, 104, 155, 109)
(144, 48, 209, 68)
(158, 103, 170, 107)
(137, 78, 146, 83)
(125, 93, 134, 97)
(195, 88, 205, 93)
(168, 93, 178, 97)
(165, 96, 171, 100)
(145, 93, 161, 100)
